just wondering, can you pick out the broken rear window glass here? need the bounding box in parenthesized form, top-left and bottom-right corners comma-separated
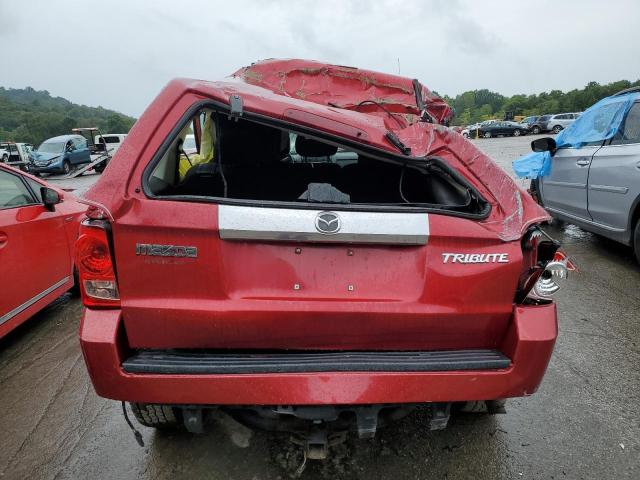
(147, 108, 483, 213)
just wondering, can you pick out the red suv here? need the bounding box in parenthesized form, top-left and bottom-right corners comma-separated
(77, 60, 565, 455)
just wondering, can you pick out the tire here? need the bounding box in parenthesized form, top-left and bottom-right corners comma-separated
(532, 126, 541, 134)
(62, 160, 71, 175)
(1, 154, 7, 163)
(513, 129, 522, 137)
(552, 125, 563, 134)
(94, 160, 107, 173)
(634, 220, 640, 265)
(462, 132, 469, 138)
(529, 178, 542, 205)
(458, 399, 507, 414)
(69, 268, 80, 297)
(483, 131, 492, 139)
(130, 403, 181, 429)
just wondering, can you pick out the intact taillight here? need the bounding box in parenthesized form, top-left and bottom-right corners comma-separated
(75, 219, 120, 308)
(515, 227, 570, 304)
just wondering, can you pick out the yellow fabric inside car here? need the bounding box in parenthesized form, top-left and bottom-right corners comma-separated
(179, 113, 216, 179)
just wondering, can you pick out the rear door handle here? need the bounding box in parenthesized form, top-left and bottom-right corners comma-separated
(576, 159, 591, 166)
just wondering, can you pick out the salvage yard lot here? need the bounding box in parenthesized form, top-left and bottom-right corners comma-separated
(0, 135, 638, 479)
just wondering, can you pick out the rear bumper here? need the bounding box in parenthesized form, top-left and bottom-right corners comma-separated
(79, 303, 557, 405)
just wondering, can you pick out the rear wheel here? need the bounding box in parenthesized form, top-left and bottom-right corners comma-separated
(130, 403, 181, 429)
(513, 129, 522, 137)
(532, 126, 541, 134)
(633, 220, 640, 265)
(552, 125, 563, 134)
(483, 131, 492, 139)
(529, 178, 542, 205)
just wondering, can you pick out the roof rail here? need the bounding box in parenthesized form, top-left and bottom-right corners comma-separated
(612, 86, 640, 97)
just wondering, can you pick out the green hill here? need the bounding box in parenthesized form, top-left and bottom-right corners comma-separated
(0, 87, 136, 146)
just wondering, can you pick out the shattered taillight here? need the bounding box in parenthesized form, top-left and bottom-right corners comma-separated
(75, 218, 120, 308)
(516, 227, 571, 304)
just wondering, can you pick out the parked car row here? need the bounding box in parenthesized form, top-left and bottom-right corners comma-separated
(462, 112, 582, 138)
(0, 132, 127, 176)
(466, 120, 530, 139)
(522, 113, 582, 134)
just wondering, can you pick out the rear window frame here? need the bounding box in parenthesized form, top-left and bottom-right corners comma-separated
(141, 100, 491, 220)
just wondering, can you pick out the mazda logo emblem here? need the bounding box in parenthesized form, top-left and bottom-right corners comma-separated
(315, 211, 341, 234)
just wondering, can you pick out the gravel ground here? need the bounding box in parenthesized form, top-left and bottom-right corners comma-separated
(1, 135, 638, 479)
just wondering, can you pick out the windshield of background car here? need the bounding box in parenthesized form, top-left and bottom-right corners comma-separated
(37, 141, 65, 153)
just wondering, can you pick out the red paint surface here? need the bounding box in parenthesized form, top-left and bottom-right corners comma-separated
(77, 59, 558, 405)
(233, 59, 453, 125)
(80, 303, 557, 404)
(0, 164, 84, 338)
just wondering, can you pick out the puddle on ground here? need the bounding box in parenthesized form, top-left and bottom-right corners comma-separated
(561, 223, 594, 241)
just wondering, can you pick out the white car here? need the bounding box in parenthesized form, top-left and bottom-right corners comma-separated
(462, 123, 482, 138)
(0, 142, 34, 170)
(95, 134, 127, 155)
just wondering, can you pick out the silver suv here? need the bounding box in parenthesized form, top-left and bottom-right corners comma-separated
(533, 100, 640, 262)
(540, 113, 581, 134)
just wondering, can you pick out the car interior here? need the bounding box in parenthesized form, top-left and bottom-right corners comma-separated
(147, 108, 486, 213)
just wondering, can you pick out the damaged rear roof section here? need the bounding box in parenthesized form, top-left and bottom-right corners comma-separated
(232, 58, 454, 126)
(88, 59, 549, 242)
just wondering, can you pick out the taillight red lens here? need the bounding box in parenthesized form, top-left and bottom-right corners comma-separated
(76, 235, 113, 275)
(75, 219, 120, 308)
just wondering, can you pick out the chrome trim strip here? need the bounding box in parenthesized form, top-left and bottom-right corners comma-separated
(589, 184, 629, 194)
(543, 180, 586, 189)
(0, 276, 70, 326)
(546, 207, 625, 232)
(218, 205, 429, 245)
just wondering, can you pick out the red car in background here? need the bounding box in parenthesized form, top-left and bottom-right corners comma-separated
(0, 164, 84, 338)
(77, 59, 568, 458)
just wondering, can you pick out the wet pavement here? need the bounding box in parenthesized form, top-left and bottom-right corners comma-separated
(1, 136, 639, 479)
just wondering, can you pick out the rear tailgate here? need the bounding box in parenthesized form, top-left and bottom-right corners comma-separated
(113, 199, 522, 351)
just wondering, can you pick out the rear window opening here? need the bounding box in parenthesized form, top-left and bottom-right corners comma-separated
(145, 107, 487, 215)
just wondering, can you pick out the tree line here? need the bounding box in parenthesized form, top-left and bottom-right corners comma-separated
(0, 87, 136, 146)
(2, 80, 640, 144)
(441, 79, 640, 126)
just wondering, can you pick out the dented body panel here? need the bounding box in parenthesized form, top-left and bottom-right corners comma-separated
(86, 64, 548, 242)
(79, 60, 557, 412)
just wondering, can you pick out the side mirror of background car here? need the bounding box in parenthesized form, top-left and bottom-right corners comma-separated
(531, 137, 557, 153)
(41, 187, 62, 211)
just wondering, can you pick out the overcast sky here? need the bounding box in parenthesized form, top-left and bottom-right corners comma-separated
(1, 0, 639, 117)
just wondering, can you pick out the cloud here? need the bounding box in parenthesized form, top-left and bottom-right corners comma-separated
(0, 0, 638, 116)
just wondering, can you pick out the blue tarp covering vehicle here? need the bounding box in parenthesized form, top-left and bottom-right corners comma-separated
(513, 90, 640, 178)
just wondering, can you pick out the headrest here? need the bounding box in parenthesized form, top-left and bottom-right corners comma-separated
(295, 136, 338, 158)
